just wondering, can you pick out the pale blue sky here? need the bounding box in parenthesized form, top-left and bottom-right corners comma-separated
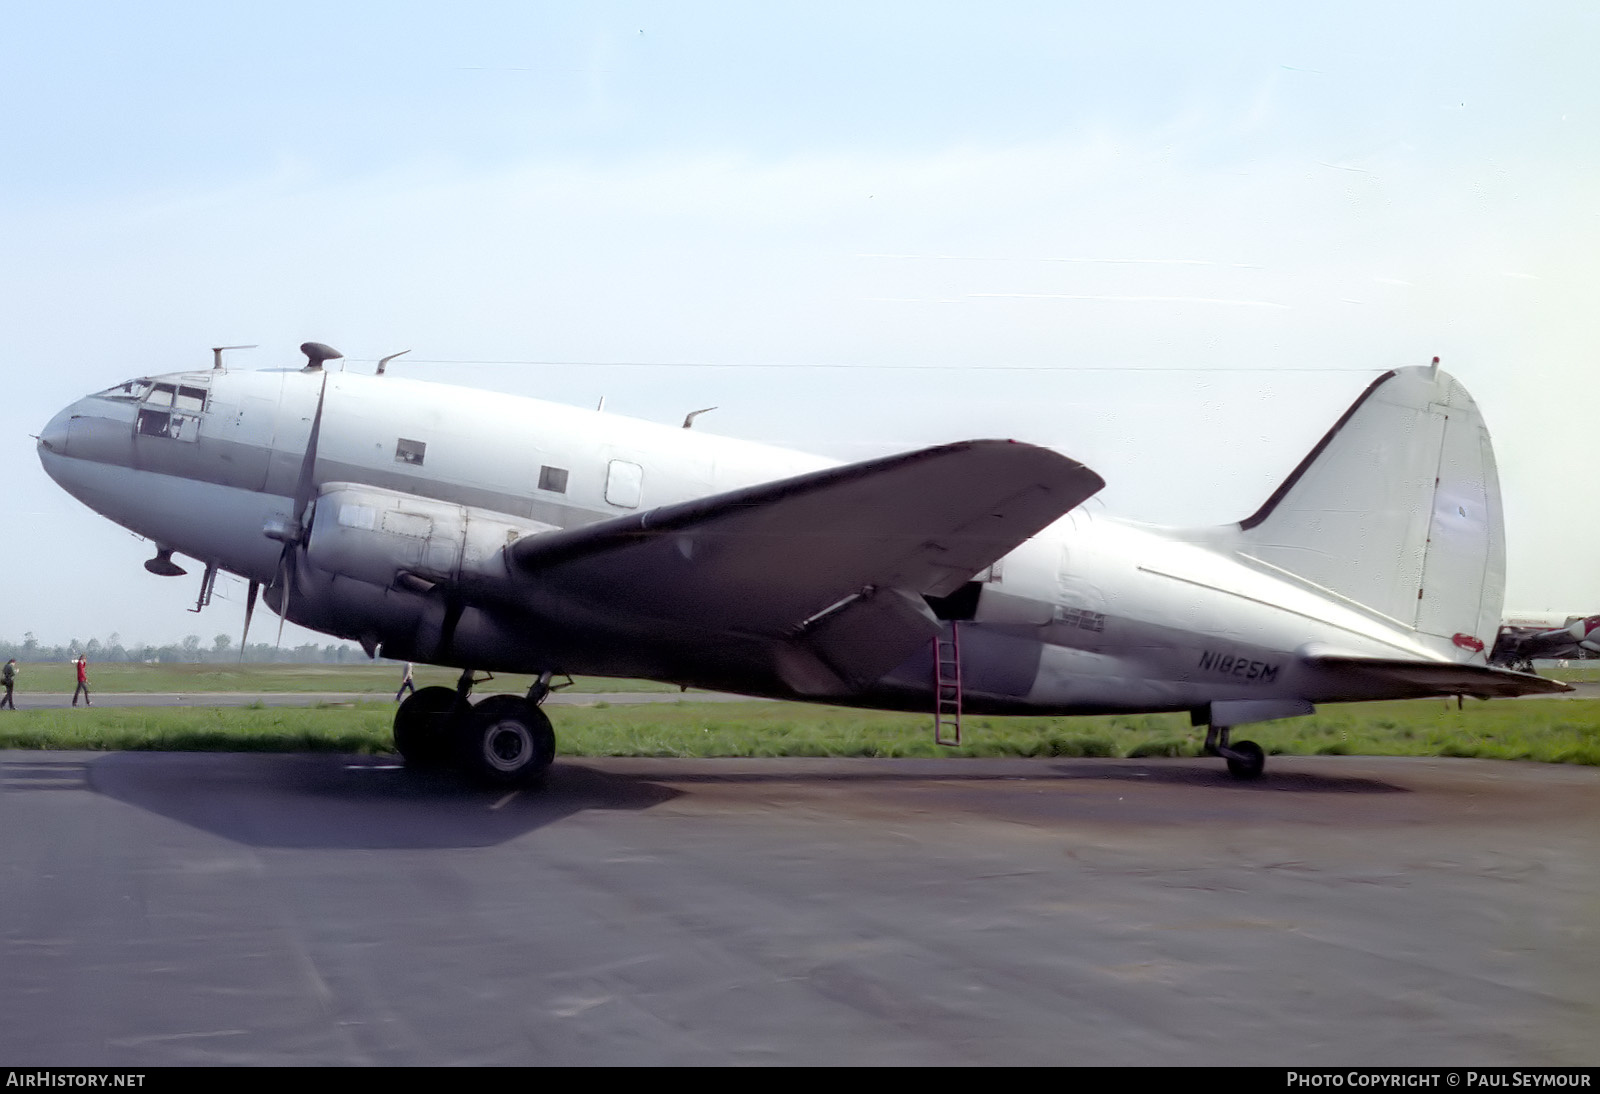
(3, 3, 1596, 645)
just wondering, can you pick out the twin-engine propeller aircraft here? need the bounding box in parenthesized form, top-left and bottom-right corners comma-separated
(38, 344, 1567, 785)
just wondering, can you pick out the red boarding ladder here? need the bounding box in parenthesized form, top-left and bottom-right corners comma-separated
(933, 624, 962, 747)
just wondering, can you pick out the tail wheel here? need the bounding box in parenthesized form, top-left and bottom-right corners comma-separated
(393, 685, 460, 768)
(458, 695, 555, 786)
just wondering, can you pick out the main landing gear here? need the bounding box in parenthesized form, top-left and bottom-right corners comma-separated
(392, 669, 557, 786)
(1204, 722, 1266, 780)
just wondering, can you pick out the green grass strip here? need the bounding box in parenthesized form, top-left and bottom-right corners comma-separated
(1, 697, 1597, 765)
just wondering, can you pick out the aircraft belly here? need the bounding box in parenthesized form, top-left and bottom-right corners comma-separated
(1025, 635, 1286, 714)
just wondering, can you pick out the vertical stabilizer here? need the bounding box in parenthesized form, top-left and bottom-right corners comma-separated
(1236, 365, 1505, 659)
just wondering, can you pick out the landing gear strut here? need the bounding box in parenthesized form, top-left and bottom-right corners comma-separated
(391, 668, 558, 786)
(1204, 723, 1266, 780)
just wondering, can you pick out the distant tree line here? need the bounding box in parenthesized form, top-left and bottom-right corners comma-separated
(0, 632, 366, 664)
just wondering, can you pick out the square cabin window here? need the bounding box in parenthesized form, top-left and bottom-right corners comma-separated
(538, 465, 569, 494)
(395, 438, 426, 466)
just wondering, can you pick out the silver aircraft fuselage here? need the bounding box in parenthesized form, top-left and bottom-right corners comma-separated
(38, 363, 1507, 720)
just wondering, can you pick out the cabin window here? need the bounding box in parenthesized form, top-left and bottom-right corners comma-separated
(605, 460, 643, 508)
(395, 438, 426, 466)
(538, 465, 569, 494)
(146, 383, 176, 408)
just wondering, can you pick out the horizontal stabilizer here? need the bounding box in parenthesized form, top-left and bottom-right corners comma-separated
(510, 439, 1103, 639)
(1305, 653, 1572, 699)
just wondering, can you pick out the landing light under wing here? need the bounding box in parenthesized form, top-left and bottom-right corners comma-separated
(510, 440, 1103, 642)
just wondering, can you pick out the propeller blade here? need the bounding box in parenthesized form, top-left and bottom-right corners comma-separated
(274, 551, 291, 650)
(274, 368, 332, 654)
(291, 372, 331, 529)
(240, 580, 258, 662)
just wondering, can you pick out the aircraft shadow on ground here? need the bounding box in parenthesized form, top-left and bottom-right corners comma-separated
(639, 759, 1411, 795)
(81, 752, 681, 851)
(75, 753, 1409, 852)
(1046, 761, 1411, 794)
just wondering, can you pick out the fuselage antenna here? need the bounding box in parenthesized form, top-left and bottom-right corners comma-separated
(211, 345, 257, 371)
(377, 349, 411, 375)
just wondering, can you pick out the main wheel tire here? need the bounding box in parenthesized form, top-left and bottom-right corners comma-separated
(458, 695, 555, 787)
(394, 685, 460, 769)
(1225, 740, 1266, 780)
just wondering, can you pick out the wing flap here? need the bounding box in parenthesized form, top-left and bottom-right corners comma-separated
(510, 440, 1103, 639)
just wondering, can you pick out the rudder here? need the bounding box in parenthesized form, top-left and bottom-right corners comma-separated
(1235, 363, 1504, 660)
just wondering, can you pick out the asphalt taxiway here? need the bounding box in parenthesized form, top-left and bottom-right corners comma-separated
(1, 750, 1595, 1066)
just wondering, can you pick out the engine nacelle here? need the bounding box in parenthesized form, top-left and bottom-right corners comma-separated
(305, 482, 557, 590)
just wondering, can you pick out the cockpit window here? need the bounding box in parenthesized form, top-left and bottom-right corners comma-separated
(95, 379, 153, 401)
(133, 379, 207, 442)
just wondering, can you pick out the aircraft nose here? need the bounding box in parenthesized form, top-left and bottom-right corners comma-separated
(38, 404, 74, 456)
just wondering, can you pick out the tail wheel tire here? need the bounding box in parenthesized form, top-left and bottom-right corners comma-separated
(1225, 740, 1266, 780)
(459, 695, 555, 786)
(393, 685, 461, 768)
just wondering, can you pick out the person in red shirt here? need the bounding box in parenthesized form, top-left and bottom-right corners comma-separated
(72, 655, 91, 707)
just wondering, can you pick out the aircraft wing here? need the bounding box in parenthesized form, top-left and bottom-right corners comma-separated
(1304, 653, 1574, 698)
(507, 440, 1102, 689)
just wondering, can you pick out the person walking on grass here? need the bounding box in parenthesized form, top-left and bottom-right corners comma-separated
(72, 654, 91, 707)
(1, 658, 15, 709)
(395, 661, 415, 702)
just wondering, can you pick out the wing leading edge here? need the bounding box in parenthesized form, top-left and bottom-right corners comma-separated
(507, 440, 1104, 691)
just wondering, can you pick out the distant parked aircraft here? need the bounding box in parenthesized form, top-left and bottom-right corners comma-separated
(1490, 614, 1600, 672)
